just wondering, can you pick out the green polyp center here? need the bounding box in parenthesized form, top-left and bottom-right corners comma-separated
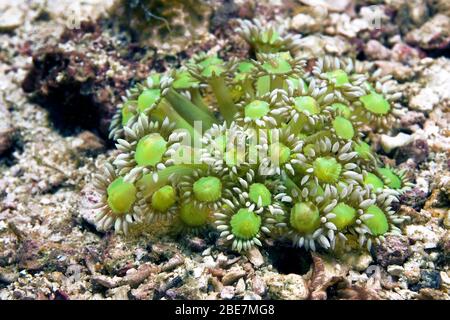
(288, 77, 308, 92)
(294, 96, 320, 115)
(179, 202, 210, 227)
(359, 92, 390, 115)
(135, 133, 168, 167)
(249, 183, 272, 207)
(202, 64, 225, 78)
(355, 141, 372, 160)
(147, 74, 161, 87)
(107, 178, 137, 214)
(331, 103, 351, 119)
(364, 205, 389, 236)
(138, 89, 161, 112)
(326, 69, 349, 87)
(262, 54, 292, 75)
(261, 30, 280, 45)
(377, 168, 402, 189)
(364, 172, 384, 191)
(245, 100, 270, 120)
(332, 116, 355, 140)
(313, 157, 342, 184)
(270, 142, 291, 165)
(230, 209, 261, 240)
(238, 61, 255, 73)
(329, 202, 356, 230)
(235, 62, 254, 82)
(199, 55, 223, 68)
(121, 102, 135, 126)
(173, 71, 198, 89)
(290, 202, 321, 234)
(303, 144, 316, 156)
(193, 176, 222, 202)
(151, 185, 176, 212)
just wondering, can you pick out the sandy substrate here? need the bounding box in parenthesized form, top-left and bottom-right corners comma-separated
(0, 0, 449, 300)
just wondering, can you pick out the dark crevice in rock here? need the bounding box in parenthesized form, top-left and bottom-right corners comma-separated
(0, 134, 22, 167)
(21, 20, 153, 140)
(267, 242, 312, 275)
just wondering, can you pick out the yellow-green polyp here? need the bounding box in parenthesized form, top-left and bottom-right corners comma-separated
(329, 202, 356, 230)
(364, 205, 389, 236)
(121, 101, 135, 126)
(193, 176, 222, 202)
(245, 100, 270, 120)
(359, 92, 390, 115)
(332, 116, 354, 140)
(135, 133, 167, 167)
(249, 183, 272, 206)
(331, 103, 351, 118)
(326, 69, 349, 87)
(294, 96, 319, 115)
(179, 202, 210, 227)
(290, 202, 320, 234)
(355, 141, 372, 160)
(262, 54, 292, 75)
(107, 178, 137, 214)
(138, 89, 161, 112)
(230, 209, 261, 240)
(364, 172, 384, 191)
(377, 168, 402, 189)
(151, 185, 176, 212)
(313, 157, 342, 184)
(270, 142, 291, 165)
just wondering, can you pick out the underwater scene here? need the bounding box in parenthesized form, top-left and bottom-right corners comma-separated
(0, 0, 449, 303)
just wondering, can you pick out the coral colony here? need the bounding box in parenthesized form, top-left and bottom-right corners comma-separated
(91, 20, 413, 254)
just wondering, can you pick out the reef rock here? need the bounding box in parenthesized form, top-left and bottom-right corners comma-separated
(263, 272, 309, 300)
(375, 235, 411, 267)
(406, 14, 450, 50)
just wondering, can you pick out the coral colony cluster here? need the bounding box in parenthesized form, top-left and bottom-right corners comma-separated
(91, 20, 412, 253)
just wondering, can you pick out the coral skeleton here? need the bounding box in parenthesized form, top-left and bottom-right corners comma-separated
(91, 19, 410, 253)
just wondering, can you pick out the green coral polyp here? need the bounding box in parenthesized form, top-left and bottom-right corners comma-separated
(313, 157, 342, 184)
(97, 19, 409, 252)
(355, 141, 372, 160)
(331, 103, 351, 118)
(230, 209, 261, 240)
(173, 71, 199, 90)
(135, 133, 168, 166)
(326, 69, 349, 87)
(121, 101, 135, 126)
(262, 54, 293, 75)
(294, 96, 319, 115)
(329, 203, 356, 230)
(364, 172, 385, 191)
(377, 167, 402, 189)
(360, 92, 390, 115)
(193, 176, 222, 202)
(290, 202, 320, 234)
(202, 64, 225, 78)
(270, 142, 291, 165)
(332, 116, 354, 140)
(179, 202, 210, 228)
(107, 178, 137, 214)
(249, 183, 272, 207)
(364, 205, 389, 236)
(138, 89, 161, 112)
(245, 100, 270, 120)
(151, 185, 176, 212)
